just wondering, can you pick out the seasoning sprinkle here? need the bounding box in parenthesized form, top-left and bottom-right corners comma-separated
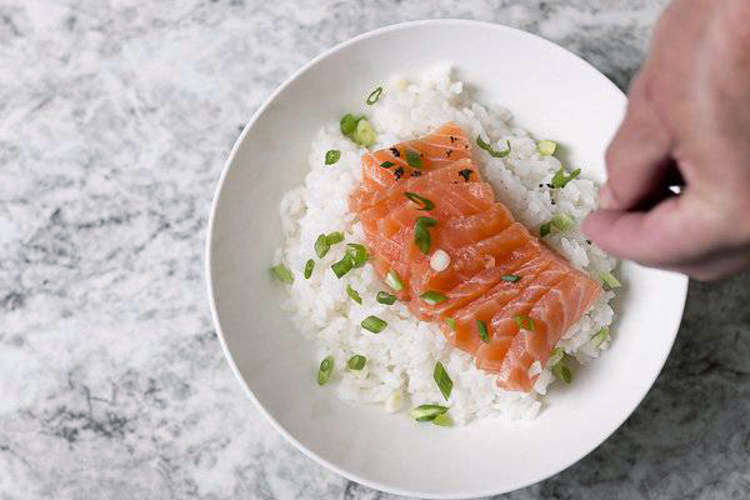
(404, 192, 435, 211)
(393, 166, 405, 180)
(366, 86, 383, 105)
(458, 168, 473, 182)
(476, 135, 511, 158)
(304, 259, 314, 279)
(477, 319, 489, 343)
(361, 315, 387, 333)
(325, 149, 341, 165)
(389, 147, 400, 157)
(346, 284, 362, 304)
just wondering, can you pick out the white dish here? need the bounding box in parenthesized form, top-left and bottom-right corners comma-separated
(206, 20, 688, 498)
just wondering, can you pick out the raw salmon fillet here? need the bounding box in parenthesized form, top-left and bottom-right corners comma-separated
(349, 123, 601, 392)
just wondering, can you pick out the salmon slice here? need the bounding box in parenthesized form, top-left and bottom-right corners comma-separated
(349, 123, 602, 392)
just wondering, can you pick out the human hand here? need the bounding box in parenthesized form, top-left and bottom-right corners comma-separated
(582, 0, 750, 280)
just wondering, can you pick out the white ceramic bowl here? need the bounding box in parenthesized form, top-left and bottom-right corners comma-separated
(206, 20, 688, 498)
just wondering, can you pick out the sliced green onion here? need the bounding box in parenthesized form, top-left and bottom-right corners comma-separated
(353, 119, 376, 147)
(271, 264, 294, 284)
(304, 259, 314, 279)
(325, 231, 344, 245)
(551, 213, 575, 232)
(552, 362, 573, 384)
(477, 319, 489, 343)
(361, 315, 387, 333)
(346, 284, 362, 304)
(445, 317, 457, 331)
(385, 269, 404, 291)
(347, 354, 367, 370)
(537, 140, 557, 156)
(366, 86, 383, 105)
(501, 274, 521, 283)
(600, 272, 622, 290)
(593, 326, 611, 347)
(432, 413, 454, 427)
(433, 361, 453, 400)
(331, 255, 353, 278)
(404, 192, 435, 211)
(409, 404, 449, 422)
(414, 216, 437, 254)
(376, 291, 397, 305)
(420, 290, 448, 305)
(340, 114, 358, 136)
(476, 135, 511, 158)
(325, 149, 341, 165)
(547, 347, 565, 367)
(405, 150, 423, 168)
(539, 222, 552, 237)
(317, 356, 334, 385)
(380, 161, 394, 169)
(551, 167, 581, 188)
(514, 315, 536, 331)
(345, 243, 368, 268)
(315, 234, 330, 258)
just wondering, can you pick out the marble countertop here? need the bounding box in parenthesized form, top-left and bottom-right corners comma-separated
(2, 0, 749, 498)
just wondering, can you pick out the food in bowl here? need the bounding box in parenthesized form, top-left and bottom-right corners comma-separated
(270, 66, 619, 425)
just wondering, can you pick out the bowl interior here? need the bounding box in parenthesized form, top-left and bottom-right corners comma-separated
(207, 20, 688, 498)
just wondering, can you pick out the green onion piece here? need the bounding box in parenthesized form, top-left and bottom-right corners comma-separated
(325, 149, 341, 165)
(271, 264, 294, 284)
(345, 243, 368, 268)
(331, 255, 353, 278)
(361, 315, 387, 333)
(445, 317, 457, 331)
(476, 319, 489, 343)
(433, 361, 453, 400)
(547, 347, 565, 367)
(346, 284, 362, 304)
(600, 272, 622, 290)
(414, 216, 437, 254)
(476, 135, 511, 158)
(304, 259, 314, 279)
(347, 354, 367, 370)
(409, 404, 449, 422)
(385, 269, 404, 291)
(432, 413, 454, 427)
(376, 291, 397, 305)
(514, 315, 536, 331)
(404, 192, 435, 211)
(353, 119, 376, 147)
(340, 114, 358, 136)
(539, 222, 552, 237)
(315, 234, 330, 258)
(551, 213, 575, 232)
(325, 231, 344, 245)
(405, 150, 423, 168)
(317, 355, 334, 385)
(366, 86, 383, 105)
(537, 140, 557, 156)
(420, 290, 448, 305)
(552, 362, 573, 384)
(593, 326, 611, 347)
(551, 167, 581, 188)
(380, 161, 394, 169)
(501, 274, 521, 283)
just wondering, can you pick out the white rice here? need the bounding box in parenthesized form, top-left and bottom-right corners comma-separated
(276, 66, 617, 424)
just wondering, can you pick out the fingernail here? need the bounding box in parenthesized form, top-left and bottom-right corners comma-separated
(599, 184, 616, 210)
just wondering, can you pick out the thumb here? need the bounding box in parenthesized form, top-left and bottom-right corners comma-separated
(599, 75, 674, 211)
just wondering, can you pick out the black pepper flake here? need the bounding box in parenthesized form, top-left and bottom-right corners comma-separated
(390, 147, 400, 158)
(551, 200, 556, 205)
(458, 169, 473, 182)
(538, 184, 543, 188)
(464, 144, 469, 149)
(411, 170, 422, 177)
(450, 136, 456, 143)
(446, 150, 453, 158)
(586, 240, 592, 245)
(393, 166, 405, 180)
(546, 183, 554, 188)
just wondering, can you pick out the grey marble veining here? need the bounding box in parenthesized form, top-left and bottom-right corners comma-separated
(2, 1, 749, 499)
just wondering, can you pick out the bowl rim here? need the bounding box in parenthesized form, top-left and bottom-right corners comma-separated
(205, 18, 688, 499)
